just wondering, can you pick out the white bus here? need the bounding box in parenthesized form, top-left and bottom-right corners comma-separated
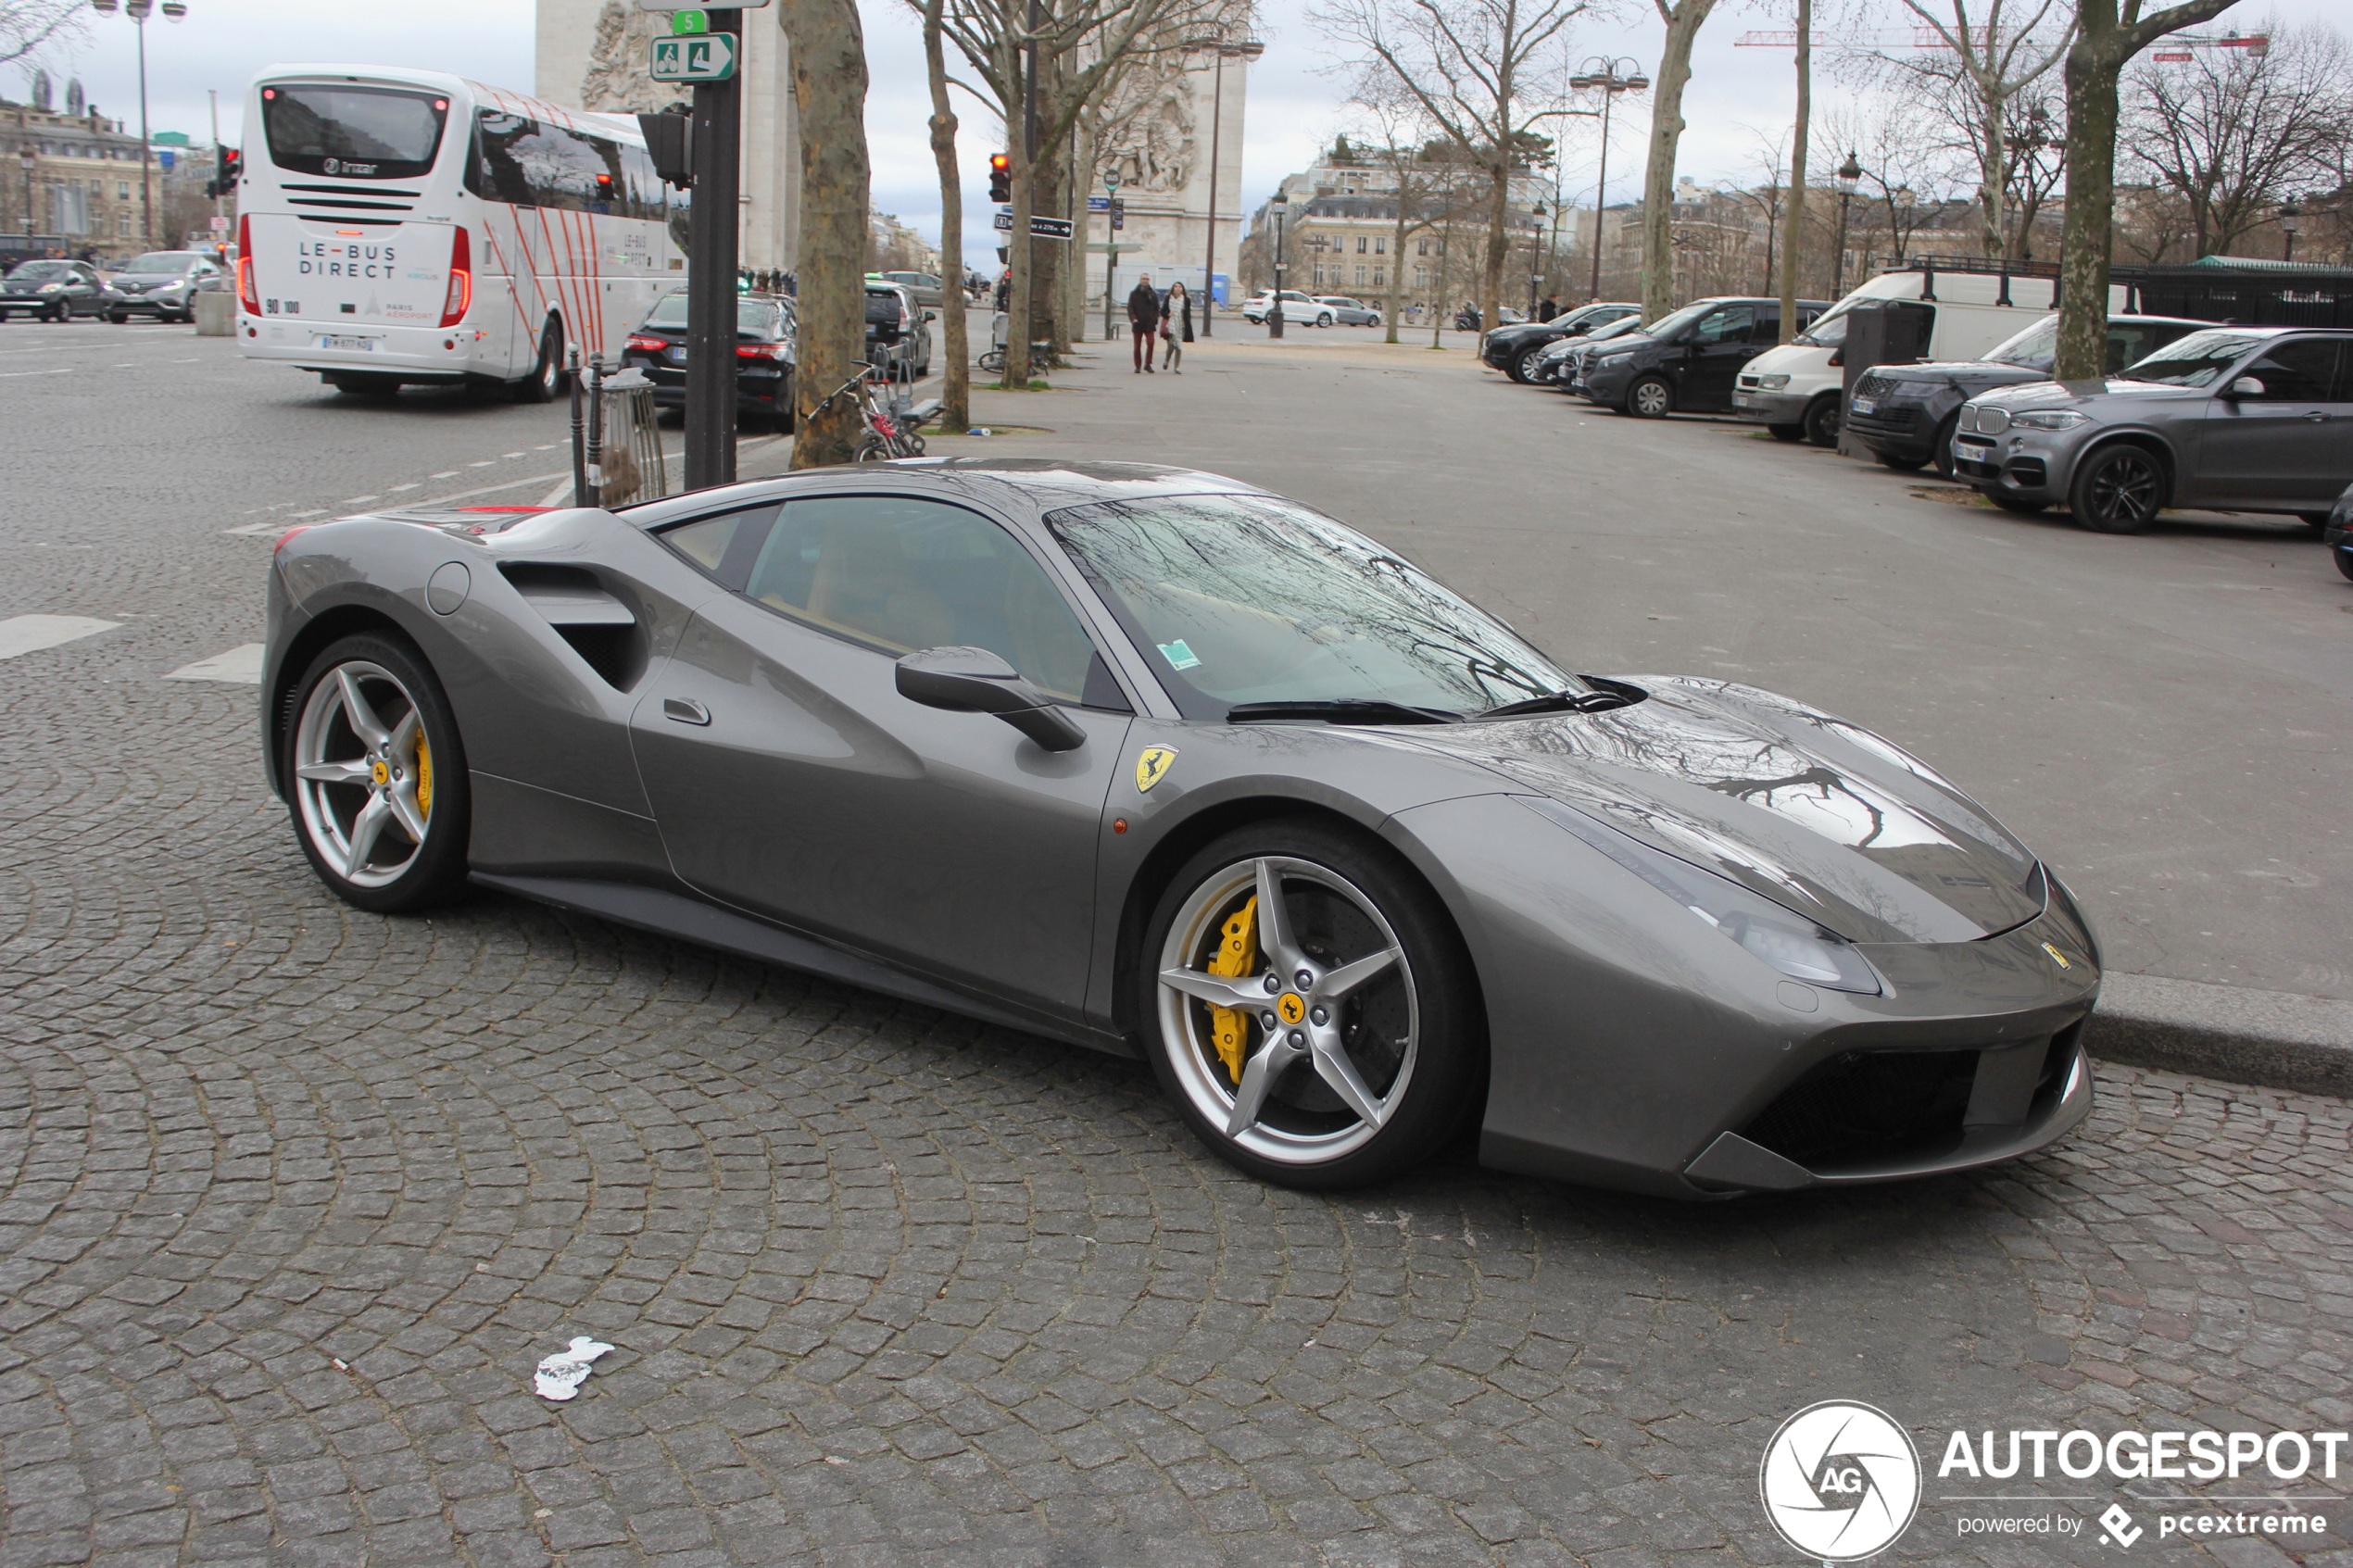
(235, 65, 684, 399)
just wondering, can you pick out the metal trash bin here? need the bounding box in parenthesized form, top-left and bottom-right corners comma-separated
(571, 358, 670, 508)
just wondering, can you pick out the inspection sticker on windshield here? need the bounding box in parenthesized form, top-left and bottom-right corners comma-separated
(1157, 639, 1202, 671)
(1135, 746, 1177, 793)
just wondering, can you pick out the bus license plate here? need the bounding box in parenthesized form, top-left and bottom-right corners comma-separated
(317, 334, 376, 352)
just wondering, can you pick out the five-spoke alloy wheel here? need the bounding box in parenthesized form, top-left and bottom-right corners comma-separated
(1143, 823, 1481, 1187)
(283, 633, 470, 912)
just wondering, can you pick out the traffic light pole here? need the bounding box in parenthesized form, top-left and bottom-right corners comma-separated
(683, 9, 742, 491)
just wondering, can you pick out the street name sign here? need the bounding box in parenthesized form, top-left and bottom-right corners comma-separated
(649, 34, 738, 82)
(1028, 217, 1074, 240)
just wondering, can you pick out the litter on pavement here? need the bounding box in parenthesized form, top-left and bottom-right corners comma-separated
(534, 1336, 615, 1401)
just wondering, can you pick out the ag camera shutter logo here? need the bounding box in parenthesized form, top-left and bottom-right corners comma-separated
(1759, 1400, 1922, 1561)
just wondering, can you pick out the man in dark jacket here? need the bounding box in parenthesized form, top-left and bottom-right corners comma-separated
(1126, 273, 1162, 372)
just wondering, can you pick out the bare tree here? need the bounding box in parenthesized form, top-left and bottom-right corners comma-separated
(1314, 0, 1587, 339)
(919, 0, 972, 433)
(2054, 0, 2246, 381)
(0, 0, 81, 71)
(1640, 0, 1724, 322)
(1998, 85, 2065, 255)
(1723, 125, 1790, 294)
(2122, 20, 2353, 257)
(779, 0, 874, 468)
(1777, 0, 1811, 339)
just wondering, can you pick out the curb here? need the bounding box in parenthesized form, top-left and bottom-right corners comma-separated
(2085, 972, 2353, 1099)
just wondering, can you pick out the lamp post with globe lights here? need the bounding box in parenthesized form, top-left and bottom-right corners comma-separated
(1182, 32, 1264, 336)
(1567, 57, 1647, 302)
(1266, 189, 1288, 338)
(1832, 150, 1861, 295)
(91, 0, 188, 250)
(2280, 197, 2302, 263)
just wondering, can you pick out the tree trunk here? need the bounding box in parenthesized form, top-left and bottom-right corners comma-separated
(1976, 75, 2008, 258)
(1006, 155, 1034, 386)
(922, 0, 968, 433)
(1480, 159, 1509, 340)
(1386, 204, 1411, 344)
(1029, 150, 1063, 356)
(781, 0, 872, 467)
(1641, 0, 1718, 323)
(1777, 0, 1809, 341)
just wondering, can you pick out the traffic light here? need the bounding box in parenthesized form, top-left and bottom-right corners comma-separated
(988, 153, 1011, 204)
(207, 145, 241, 199)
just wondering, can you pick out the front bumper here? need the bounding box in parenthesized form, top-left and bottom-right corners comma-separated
(1950, 430, 2071, 500)
(1578, 360, 1637, 405)
(1846, 397, 1940, 460)
(1730, 386, 1810, 424)
(106, 290, 194, 316)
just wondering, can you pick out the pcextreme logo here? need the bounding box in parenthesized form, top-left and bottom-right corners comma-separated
(1759, 1400, 1923, 1562)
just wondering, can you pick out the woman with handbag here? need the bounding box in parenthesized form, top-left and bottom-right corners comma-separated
(1161, 282, 1194, 373)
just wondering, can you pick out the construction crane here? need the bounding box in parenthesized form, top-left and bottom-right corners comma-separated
(1732, 27, 2267, 58)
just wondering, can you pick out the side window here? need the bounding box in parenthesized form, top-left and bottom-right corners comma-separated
(1693, 306, 1753, 345)
(2242, 340, 2339, 401)
(656, 504, 777, 581)
(741, 495, 1108, 704)
(468, 111, 623, 212)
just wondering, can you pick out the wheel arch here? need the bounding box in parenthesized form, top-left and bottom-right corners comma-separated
(264, 601, 429, 798)
(2070, 429, 2176, 506)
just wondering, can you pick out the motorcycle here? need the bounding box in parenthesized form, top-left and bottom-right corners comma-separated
(1453, 306, 1481, 332)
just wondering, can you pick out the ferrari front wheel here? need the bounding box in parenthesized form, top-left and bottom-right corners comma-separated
(283, 633, 471, 913)
(1143, 822, 1482, 1188)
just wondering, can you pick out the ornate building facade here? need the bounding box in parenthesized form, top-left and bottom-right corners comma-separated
(536, 0, 800, 273)
(1085, 41, 1254, 310)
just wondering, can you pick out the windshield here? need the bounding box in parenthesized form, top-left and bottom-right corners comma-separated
(643, 294, 784, 335)
(2118, 329, 2266, 387)
(121, 253, 197, 274)
(1793, 308, 1847, 347)
(1047, 493, 1578, 718)
(261, 82, 449, 180)
(1587, 316, 1644, 342)
(7, 261, 73, 280)
(1985, 316, 2058, 370)
(1639, 301, 1713, 342)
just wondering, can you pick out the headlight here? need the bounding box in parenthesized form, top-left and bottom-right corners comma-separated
(1520, 796, 1882, 994)
(2010, 409, 2088, 431)
(1755, 373, 1790, 390)
(160, 279, 187, 292)
(37, 282, 62, 293)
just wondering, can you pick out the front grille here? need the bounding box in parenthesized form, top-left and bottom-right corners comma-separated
(1852, 371, 1896, 401)
(1739, 1048, 1982, 1169)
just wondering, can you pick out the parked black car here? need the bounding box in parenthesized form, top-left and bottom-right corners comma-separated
(102, 250, 226, 322)
(1533, 314, 1647, 386)
(1573, 296, 1827, 417)
(623, 290, 798, 432)
(865, 281, 934, 378)
(2327, 480, 2353, 583)
(1846, 311, 2208, 476)
(1, 257, 106, 320)
(1481, 300, 1642, 383)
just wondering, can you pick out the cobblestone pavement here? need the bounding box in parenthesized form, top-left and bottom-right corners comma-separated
(3, 330, 2350, 1566)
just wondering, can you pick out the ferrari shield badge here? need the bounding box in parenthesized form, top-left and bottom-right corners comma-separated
(1135, 746, 1178, 794)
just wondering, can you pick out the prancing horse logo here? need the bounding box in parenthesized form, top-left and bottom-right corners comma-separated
(1134, 746, 1177, 794)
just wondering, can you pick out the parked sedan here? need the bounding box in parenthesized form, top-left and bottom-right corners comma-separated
(102, 250, 226, 322)
(623, 290, 797, 431)
(1241, 291, 1334, 326)
(1951, 326, 2353, 532)
(0, 257, 107, 321)
(259, 460, 2097, 1196)
(1536, 314, 1646, 386)
(2325, 481, 2353, 583)
(879, 270, 945, 310)
(1846, 312, 2207, 476)
(1314, 296, 1383, 327)
(1481, 300, 1642, 383)
(1574, 296, 1828, 417)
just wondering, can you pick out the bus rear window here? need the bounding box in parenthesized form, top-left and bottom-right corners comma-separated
(261, 84, 448, 180)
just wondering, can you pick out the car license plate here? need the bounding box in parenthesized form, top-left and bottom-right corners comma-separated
(317, 334, 375, 353)
(1955, 436, 1993, 455)
(1732, 392, 1755, 408)
(1850, 396, 1876, 415)
(668, 346, 687, 364)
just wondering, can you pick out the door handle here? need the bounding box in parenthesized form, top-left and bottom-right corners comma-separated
(2306, 412, 2329, 422)
(662, 696, 711, 725)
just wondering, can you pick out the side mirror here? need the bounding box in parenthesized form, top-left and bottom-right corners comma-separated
(924, 309, 938, 324)
(895, 646, 1086, 752)
(2225, 375, 2265, 399)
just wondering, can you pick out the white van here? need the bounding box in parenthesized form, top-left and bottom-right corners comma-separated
(1731, 267, 2130, 445)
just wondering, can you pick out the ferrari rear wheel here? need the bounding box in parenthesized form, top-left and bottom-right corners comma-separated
(284, 633, 471, 914)
(1144, 822, 1481, 1188)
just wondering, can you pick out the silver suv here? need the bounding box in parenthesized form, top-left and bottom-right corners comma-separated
(1951, 326, 2353, 533)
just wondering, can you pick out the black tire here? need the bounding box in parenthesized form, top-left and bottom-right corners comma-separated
(1139, 820, 1484, 1189)
(281, 632, 471, 915)
(1766, 423, 1804, 442)
(1988, 493, 2046, 514)
(1627, 375, 1673, 419)
(2296, 511, 2332, 529)
(2336, 549, 2353, 583)
(1875, 450, 1929, 472)
(1930, 413, 1960, 479)
(854, 437, 890, 463)
(106, 308, 127, 324)
(1511, 344, 1549, 384)
(2070, 444, 2167, 533)
(1315, 312, 1334, 328)
(773, 384, 797, 433)
(46, 300, 69, 322)
(1803, 394, 1841, 448)
(512, 316, 563, 404)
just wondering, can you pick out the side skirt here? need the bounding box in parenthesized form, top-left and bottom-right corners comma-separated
(470, 872, 1135, 1058)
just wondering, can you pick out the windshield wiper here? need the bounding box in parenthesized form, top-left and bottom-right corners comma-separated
(1225, 699, 1459, 725)
(1477, 688, 1631, 718)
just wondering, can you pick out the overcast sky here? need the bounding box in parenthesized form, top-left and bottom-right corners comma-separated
(18, 0, 2334, 271)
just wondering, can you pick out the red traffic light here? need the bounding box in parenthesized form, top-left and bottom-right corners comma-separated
(988, 152, 1012, 203)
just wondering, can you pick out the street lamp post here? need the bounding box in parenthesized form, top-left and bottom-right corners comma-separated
(1101, 169, 1123, 342)
(1186, 33, 1263, 338)
(19, 144, 35, 244)
(1267, 189, 1287, 338)
(1833, 149, 1861, 296)
(2280, 197, 2302, 263)
(92, 0, 187, 251)
(1567, 56, 1648, 303)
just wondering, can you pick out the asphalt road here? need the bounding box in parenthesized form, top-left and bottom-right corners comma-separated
(0, 317, 2347, 1567)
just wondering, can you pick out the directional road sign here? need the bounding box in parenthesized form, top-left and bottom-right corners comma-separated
(1028, 217, 1074, 240)
(650, 33, 738, 82)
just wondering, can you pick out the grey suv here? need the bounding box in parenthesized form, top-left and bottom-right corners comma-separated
(1951, 326, 2353, 533)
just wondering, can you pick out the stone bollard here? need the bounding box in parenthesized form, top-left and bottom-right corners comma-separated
(193, 293, 234, 337)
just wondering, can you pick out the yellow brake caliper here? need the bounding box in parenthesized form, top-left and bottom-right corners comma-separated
(415, 734, 434, 823)
(1205, 895, 1259, 1085)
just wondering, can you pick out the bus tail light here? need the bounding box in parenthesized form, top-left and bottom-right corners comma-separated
(236, 214, 258, 314)
(441, 227, 472, 327)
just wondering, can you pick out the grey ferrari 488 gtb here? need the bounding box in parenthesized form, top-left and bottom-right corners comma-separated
(262, 459, 2098, 1196)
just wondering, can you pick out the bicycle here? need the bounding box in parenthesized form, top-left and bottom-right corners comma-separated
(812, 360, 928, 461)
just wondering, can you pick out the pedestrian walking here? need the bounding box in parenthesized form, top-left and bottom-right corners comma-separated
(1161, 282, 1192, 372)
(1126, 273, 1163, 373)
(1539, 295, 1560, 322)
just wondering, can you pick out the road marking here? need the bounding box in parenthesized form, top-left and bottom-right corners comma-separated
(504, 451, 525, 458)
(340, 495, 380, 505)
(469, 460, 497, 468)
(389, 483, 420, 492)
(290, 508, 327, 519)
(0, 614, 119, 659)
(0, 367, 73, 379)
(168, 643, 265, 684)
